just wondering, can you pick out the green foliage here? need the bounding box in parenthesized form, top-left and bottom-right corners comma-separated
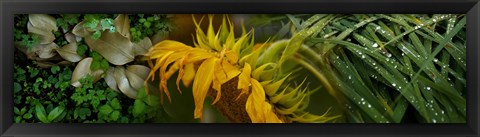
(14, 14, 40, 49)
(13, 62, 74, 123)
(129, 14, 172, 42)
(83, 14, 116, 40)
(13, 14, 172, 124)
(128, 87, 164, 123)
(283, 14, 466, 123)
(56, 14, 81, 31)
(90, 51, 110, 71)
(98, 98, 123, 122)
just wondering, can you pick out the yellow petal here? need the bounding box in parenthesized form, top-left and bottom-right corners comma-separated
(224, 50, 239, 64)
(165, 61, 179, 80)
(192, 57, 217, 119)
(147, 51, 173, 82)
(214, 61, 228, 83)
(221, 60, 240, 83)
(172, 52, 190, 94)
(207, 15, 221, 51)
(192, 15, 209, 50)
(211, 59, 222, 104)
(245, 93, 260, 122)
(183, 49, 215, 64)
(237, 63, 252, 96)
(182, 63, 196, 87)
(246, 78, 266, 123)
(264, 103, 283, 123)
(160, 52, 186, 94)
(231, 32, 250, 56)
(149, 40, 191, 53)
(224, 21, 236, 50)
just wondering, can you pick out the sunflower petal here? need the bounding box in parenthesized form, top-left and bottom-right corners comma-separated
(237, 63, 252, 96)
(160, 52, 185, 94)
(207, 15, 221, 51)
(221, 60, 241, 83)
(264, 103, 283, 123)
(182, 63, 196, 87)
(192, 57, 217, 119)
(224, 50, 239, 64)
(245, 78, 271, 123)
(211, 59, 222, 104)
(224, 20, 236, 50)
(183, 49, 215, 64)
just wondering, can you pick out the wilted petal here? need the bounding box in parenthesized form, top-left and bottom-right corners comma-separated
(28, 14, 57, 44)
(29, 14, 57, 32)
(114, 14, 131, 39)
(71, 58, 93, 87)
(192, 57, 216, 119)
(85, 31, 135, 65)
(56, 42, 82, 62)
(37, 42, 59, 59)
(114, 66, 138, 99)
(126, 65, 151, 90)
(133, 37, 153, 56)
(150, 31, 168, 45)
(27, 22, 55, 44)
(104, 67, 119, 92)
(72, 21, 90, 37)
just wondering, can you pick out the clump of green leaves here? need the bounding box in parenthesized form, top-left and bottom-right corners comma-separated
(129, 87, 164, 123)
(35, 103, 65, 123)
(83, 14, 116, 40)
(56, 14, 81, 31)
(76, 41, 89, 56)
(14, 14, 40, 49)
(129, 14, 172, 42)
(14, 63, 74, 123)
(89, 51, 110, 71)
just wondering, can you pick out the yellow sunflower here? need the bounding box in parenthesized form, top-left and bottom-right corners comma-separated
(145, 14, 339, 123)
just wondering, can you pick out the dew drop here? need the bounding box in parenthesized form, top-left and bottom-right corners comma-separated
(387, 53, 392, 58)
(372, 43, 378, 48)
(392, 83, 396, 87)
